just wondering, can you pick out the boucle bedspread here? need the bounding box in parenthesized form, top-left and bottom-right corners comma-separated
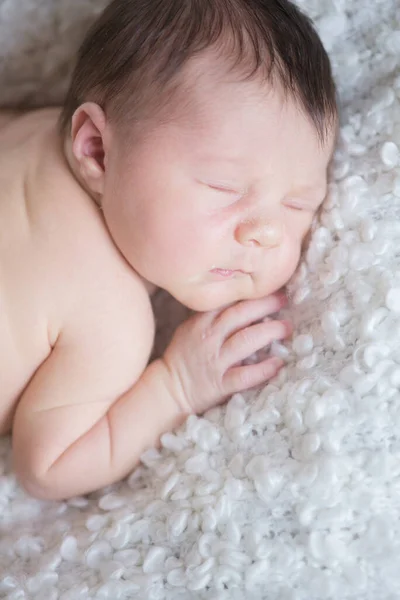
(0, 0, 400, 598)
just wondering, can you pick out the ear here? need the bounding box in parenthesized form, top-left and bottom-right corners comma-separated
(71, 102, 108, 196)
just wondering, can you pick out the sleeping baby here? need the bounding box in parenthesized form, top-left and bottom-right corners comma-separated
(0, 0, 337, 499)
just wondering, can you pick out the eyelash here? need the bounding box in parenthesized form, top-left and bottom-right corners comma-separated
(285, 203, 305, 211)
(208, 184, 245, 204)
(209, 184, 242, 194)
(285, 202, 320, 213)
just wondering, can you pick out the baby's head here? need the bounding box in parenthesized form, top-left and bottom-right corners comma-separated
(60, 0, 338, 311)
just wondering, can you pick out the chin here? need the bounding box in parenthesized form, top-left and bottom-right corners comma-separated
(172, 287, 247, 313)
(188, 299, 228, 312)
(176, 295, 223, 313)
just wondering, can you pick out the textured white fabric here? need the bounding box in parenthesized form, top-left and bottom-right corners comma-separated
(0, 0, 400, 598)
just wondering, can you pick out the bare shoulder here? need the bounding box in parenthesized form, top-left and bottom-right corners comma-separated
(50, 183, 155, 387)
(0, 109, 156, 433)
(62, 270, 156, 396)
(57, 213, 157, 398)
(0, 109, 25, 130)
(31, 111, 156, 386)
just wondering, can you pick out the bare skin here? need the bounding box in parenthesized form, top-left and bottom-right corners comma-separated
(0, 110, 155, 456)
(0, 57, 334, 500)
(0, 109, 24, 130)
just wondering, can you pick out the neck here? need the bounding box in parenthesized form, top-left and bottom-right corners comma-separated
(62, 135, 158, 298)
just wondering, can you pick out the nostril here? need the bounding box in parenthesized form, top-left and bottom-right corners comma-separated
(235, 219, 283, 248)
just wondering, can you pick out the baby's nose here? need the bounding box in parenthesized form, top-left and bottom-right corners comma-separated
(235, 217, 283, 248)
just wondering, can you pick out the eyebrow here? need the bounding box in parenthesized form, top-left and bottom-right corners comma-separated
(194, 149, 245, 162)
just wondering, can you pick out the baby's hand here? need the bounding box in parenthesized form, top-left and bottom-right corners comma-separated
(162, 292, 292, 414)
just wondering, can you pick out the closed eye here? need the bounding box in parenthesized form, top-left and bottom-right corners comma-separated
(196, 177, 243, 194)
(285, 200, 322, 212)
(286, 203, 304, 211)
(284, 202, 308, 211)
(202, 181, 246, 207)
(208, 184, 240, 194)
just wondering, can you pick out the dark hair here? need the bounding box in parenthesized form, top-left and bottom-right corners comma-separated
(59, 0, 337, 141)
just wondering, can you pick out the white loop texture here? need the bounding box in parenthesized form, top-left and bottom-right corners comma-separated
(0, 0, 399, 598)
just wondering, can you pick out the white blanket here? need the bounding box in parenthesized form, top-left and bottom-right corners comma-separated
(0, 0, 400, 598)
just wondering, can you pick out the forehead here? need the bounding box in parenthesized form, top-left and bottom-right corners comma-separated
(167, 56, 335, 179)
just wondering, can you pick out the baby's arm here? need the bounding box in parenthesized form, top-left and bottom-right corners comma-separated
(13, 293, 290, 500)
(13, 349, 186, 500)
(12, 295, 181, 500)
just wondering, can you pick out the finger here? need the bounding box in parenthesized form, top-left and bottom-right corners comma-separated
(221, 319, 291, 367)
(223, 357, 284, 395)
(212, 292, 288, 339)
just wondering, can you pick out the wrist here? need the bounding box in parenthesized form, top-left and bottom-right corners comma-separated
(154, 357, 193, 417)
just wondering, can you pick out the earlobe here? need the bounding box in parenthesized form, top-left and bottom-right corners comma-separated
(71, 102, 107, 195)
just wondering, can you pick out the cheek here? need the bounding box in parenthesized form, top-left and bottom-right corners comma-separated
(283, 217, 311, 263)
(105, 151, 226, 270)
(266, 236, 302, 287)
(283, 229, 303, 267)
(137, 193, 218, 273)
(157, 214, 219, 272)
(284, 246, 302, 280)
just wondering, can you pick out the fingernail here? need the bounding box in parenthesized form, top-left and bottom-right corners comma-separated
(271, 357, 285, 369)
(276, 291, 288, 304)
(280, 320, 293, 335)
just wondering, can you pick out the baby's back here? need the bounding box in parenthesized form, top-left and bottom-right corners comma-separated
(0, 109, 154, 434)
